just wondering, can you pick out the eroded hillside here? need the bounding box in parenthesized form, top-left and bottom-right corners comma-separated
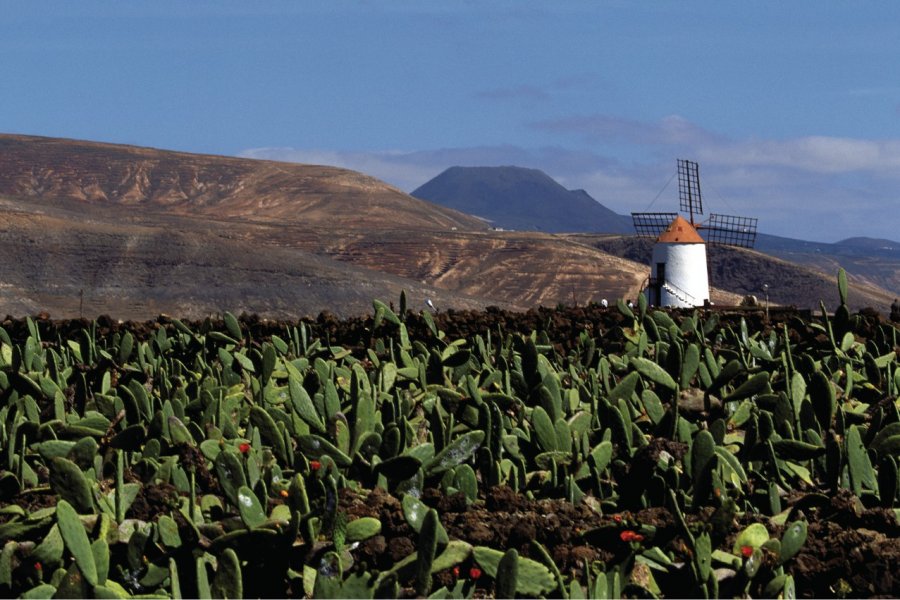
(0, 134, 893, 318)
(0, 134, 485, 231)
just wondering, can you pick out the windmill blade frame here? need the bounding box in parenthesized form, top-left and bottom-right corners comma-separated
(677, 159, 703, 218)
(632, 212, 679, 239)
(705, 213, 758, 248)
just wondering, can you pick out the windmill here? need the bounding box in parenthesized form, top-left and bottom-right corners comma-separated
(632, 159, 758, 308)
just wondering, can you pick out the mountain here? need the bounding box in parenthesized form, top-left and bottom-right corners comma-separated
(754, 234, 900, 299)
(411, 166, 634, 233)
(0, 134, 485, 232)
(755, 233, 900, 258)
(0, 195, 494, 320)
(0, 135, 650, 318)
(833, 237, 900, 253)
(0, 134, 894, 318)
(413, 165, 898, 305)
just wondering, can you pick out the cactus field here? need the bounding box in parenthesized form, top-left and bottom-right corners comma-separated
(0, 272, 899, 598)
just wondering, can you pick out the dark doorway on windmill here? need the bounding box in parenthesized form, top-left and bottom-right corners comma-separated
(649, 262, 665, 305)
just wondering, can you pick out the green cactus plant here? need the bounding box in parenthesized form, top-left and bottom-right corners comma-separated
(495, 548, 519, 599)
(210, 547, 243, 599)
(0, 280, 897, 597)
(415, 508, 440, 596)
(629, 356, 677, 392)
(809, 370, 836, 432)
(423, 431, 485, 476)
(48, 457, 94, 515)
(56, 499, 98, 587)
(846, 424, 878, 495)
(472, 546, 555, 597)
(345, 517, 382, 543)
(779, 519, 808, 565)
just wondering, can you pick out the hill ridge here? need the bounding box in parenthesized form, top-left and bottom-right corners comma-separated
(0, 133, 894, 318)
(412, 165, 634, 233)
(0, 133, 485, 231)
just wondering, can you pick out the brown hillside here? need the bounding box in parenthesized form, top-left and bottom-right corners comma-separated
(310, 229, 648, 307)
(0, 134, 893, 319)
(0, 195, 495, 320)
(0, 134, 485, 231)
(586, 235, 895, 313)
(0, 135, 647, 318)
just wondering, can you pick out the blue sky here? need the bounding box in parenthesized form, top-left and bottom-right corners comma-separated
(3, 1, 899, 242)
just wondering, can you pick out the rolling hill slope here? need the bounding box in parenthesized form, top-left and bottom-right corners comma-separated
(754, 234, 900, 296)
(586, 234, 895, 312)
(413, 164, 898, 308)
(0, 134, 893, 318)
(0, 194, 494, 320)
(0, 135, 648, 318)
(411, 166, 634, 233)
(0, 134, 485, 231)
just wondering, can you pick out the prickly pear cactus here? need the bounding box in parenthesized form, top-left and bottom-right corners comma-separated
(0, 273, 894, 598)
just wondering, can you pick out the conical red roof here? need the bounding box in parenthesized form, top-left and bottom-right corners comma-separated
(657, 215, 704, 243)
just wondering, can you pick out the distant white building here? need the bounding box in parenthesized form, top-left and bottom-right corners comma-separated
(645, 215, 709, 308)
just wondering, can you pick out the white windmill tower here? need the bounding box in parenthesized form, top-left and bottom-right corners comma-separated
(632, 159, 758, 308)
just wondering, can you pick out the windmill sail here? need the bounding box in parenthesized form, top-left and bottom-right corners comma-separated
(632, 212, 679, 239)
(630, 159, 758, 249)
(677, 159, 703, 221)
(706, 213, 758, 248)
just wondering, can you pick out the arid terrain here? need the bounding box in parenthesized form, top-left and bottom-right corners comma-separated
(588, 235, 896, 315)
(0, 133, 894, 319)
